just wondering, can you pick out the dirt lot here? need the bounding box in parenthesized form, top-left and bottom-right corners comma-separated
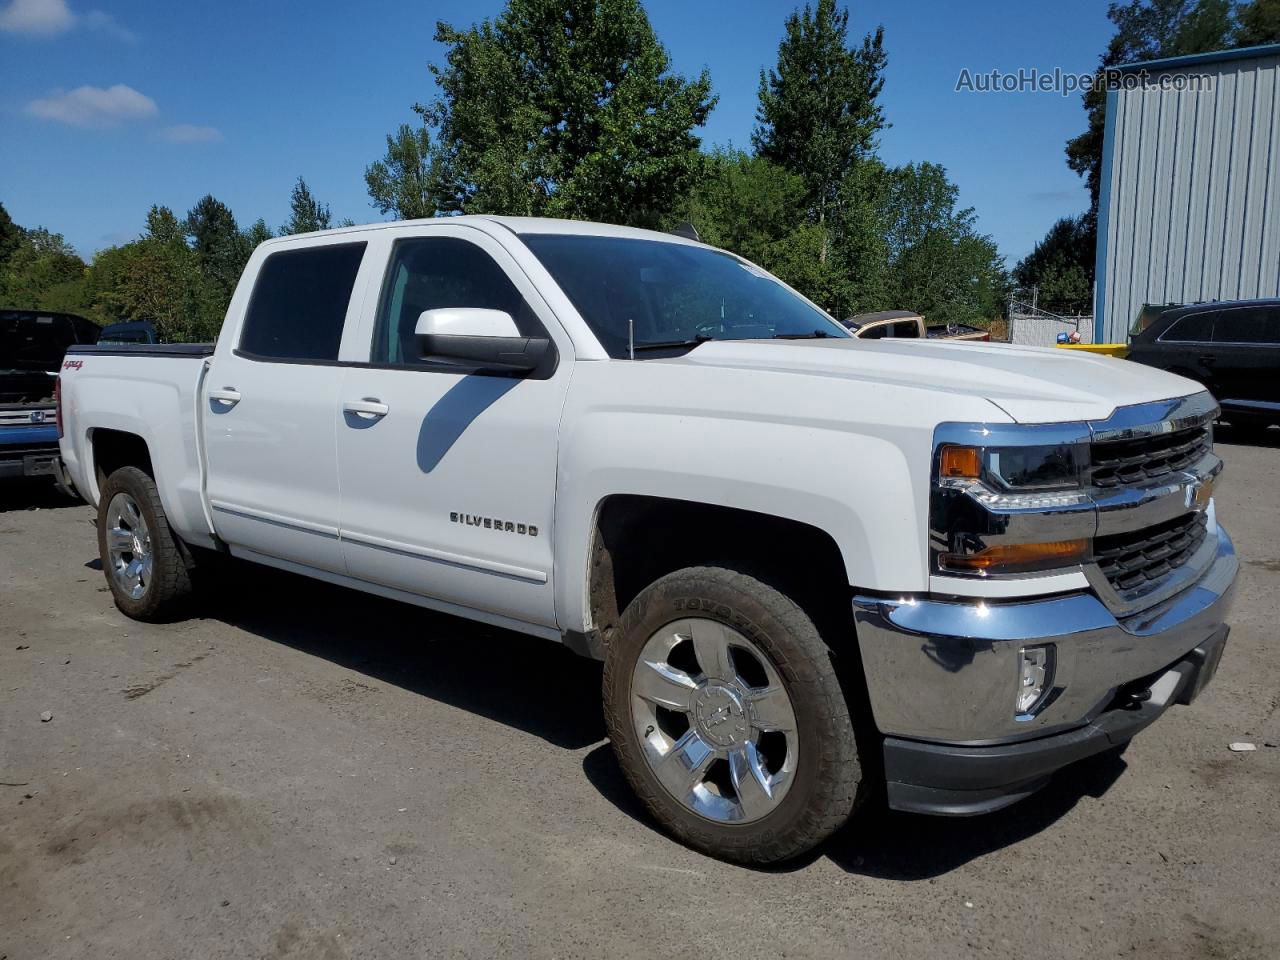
(2, 428, 1279, 960)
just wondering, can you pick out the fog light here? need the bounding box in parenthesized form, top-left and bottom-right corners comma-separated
(1016, 645, 1054, 719)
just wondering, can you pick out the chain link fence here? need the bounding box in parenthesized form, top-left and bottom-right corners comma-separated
(1006, 297, 1093, 346)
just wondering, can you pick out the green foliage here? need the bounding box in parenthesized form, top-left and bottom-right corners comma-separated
(365, 124, 438, 220)
(875, 163, 1009, 325)
(185, 194, 245, 302)
(146, 204, 186, 245)
(242, 218, 274, 252)
(742, 3, 1002, 325)
(753, 0, 887, 225)
(0, 225, 88, 312)
(0, 202, 22, 274)
(1067, 0, 1258, 222)
(422, 0, 715, 226)
(1012, 216, 1095, 315)
(675, 150, 805, 265)
(86, 206, 220, 341)
(1234, 0, 1280, 43)
(281, 177, 333, 235)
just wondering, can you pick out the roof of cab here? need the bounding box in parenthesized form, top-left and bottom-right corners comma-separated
(257, 215, 706, 249)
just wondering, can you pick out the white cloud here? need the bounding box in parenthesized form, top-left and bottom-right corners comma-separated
(0, 0, 74, 35)
(0, 0, 134, 39)
(28, 83, 158, 128)
(159, 124, 223, 143)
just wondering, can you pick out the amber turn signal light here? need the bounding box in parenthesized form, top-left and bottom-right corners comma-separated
(939, 444, 982, 479)
(939, 539, 1090, 575)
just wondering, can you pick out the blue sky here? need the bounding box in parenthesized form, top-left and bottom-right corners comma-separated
(1, 0, 1114, 264)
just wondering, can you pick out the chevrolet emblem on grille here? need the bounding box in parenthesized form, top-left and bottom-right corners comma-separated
(1186, 474, 1214, 512)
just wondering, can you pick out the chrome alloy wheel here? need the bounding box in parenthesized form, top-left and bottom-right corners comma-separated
(105, 492, 153, 600)
(630, 618, 798, 824)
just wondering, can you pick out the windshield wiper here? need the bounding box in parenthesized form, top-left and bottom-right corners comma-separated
(773, 330, 832, 339)
(631, 334, 713, 353)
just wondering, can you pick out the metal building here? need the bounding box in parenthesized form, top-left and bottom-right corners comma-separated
(1094, 43, 1280, 343)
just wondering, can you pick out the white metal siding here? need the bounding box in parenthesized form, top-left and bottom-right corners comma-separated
(1098, 52, 1280, 341)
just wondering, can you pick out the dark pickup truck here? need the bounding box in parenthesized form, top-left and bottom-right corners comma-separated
(1, 309, 100, 481)
(1127, 298, 1280, 436)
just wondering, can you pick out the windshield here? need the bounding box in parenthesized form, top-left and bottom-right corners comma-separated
(520, 234, 848, 358)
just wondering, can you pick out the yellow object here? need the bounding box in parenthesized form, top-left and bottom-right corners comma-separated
(939, 445, 982, 479)
(940, 539, 1091, 574)
(1056, 343, 1129, 358)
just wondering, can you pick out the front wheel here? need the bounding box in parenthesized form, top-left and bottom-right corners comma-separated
(603, 566, 863, 864)
(97, 466, 193, 621)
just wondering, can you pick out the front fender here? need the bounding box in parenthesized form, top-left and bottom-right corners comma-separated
(551, 361, 991, 634)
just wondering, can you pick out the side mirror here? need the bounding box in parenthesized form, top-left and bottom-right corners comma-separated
(414, 308, 551, 373)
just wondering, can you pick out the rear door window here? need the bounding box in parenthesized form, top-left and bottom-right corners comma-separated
(1213, 307, 1278, 345)
(1160, 311, 1215, 343)
(239, 243, 367, 362)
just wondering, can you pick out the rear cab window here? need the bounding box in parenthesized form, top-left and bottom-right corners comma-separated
(238, 243, 367, 362)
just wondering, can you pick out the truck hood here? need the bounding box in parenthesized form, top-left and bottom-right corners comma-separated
(659, 337, 1202, 424)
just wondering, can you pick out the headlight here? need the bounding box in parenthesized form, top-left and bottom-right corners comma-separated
(931, 432, 1093, 577)
(940, 442, 1084, 491)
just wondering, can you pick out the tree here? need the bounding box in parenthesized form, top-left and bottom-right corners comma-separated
(0, 226, 88, 312)
(753, 0, 887, 247)
(1067, 0, 1237, 223)
(185, 194, 242, 302)
(1234, 0, 1280, 44)
(145, 204, 186, 245)
(877, 163, 1009, 325)
(0, 201, 22, 274)
(365, 123, 437, 220)
(241, 218, 273, 252)
(281, 177, 333, 235)
(87, 205, 220, 341)
(420, 0, 715, 226)
(1012, 215, 1095, 315)
(675, 150, 806, 266)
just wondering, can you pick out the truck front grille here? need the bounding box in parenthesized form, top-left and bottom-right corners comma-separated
(1093, 511, 1210, 594)
(1089, 423, 1211, 489)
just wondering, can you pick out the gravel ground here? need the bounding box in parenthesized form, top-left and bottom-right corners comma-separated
(2, 427, 1278, 959)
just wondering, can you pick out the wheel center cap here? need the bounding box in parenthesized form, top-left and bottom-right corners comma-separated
(693, 683, 749, 748)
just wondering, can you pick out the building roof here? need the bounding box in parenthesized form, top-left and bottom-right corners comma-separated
(1115, 42, 1280, 73)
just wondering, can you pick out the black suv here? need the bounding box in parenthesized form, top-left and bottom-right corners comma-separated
(1127, 299, 1280, 434)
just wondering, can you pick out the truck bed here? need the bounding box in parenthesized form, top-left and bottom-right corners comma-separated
(58, 343, 218, 548)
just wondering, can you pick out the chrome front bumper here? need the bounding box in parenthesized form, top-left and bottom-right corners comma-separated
(853, 523, 1237, 747)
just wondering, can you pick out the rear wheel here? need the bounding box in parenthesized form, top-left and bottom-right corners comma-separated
(603, 565, 862, 864)
(97, 466, 192, 621)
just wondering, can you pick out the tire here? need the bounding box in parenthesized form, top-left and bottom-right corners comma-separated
(603, 565, 862, 864)
(96, 466, 193, 622)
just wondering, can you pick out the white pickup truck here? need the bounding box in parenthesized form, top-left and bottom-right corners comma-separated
(57, 217, 1237, 863)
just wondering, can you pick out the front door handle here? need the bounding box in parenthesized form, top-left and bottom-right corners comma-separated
(343, 398, 390, 420)
(208, 387, 241, 406)
(1198, 355, 1217, 366)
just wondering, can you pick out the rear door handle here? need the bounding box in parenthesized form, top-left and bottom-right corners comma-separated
(343, 398, 389, 420)
(208, 387, 241, 406)
(1198, 355, 1217, 366)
